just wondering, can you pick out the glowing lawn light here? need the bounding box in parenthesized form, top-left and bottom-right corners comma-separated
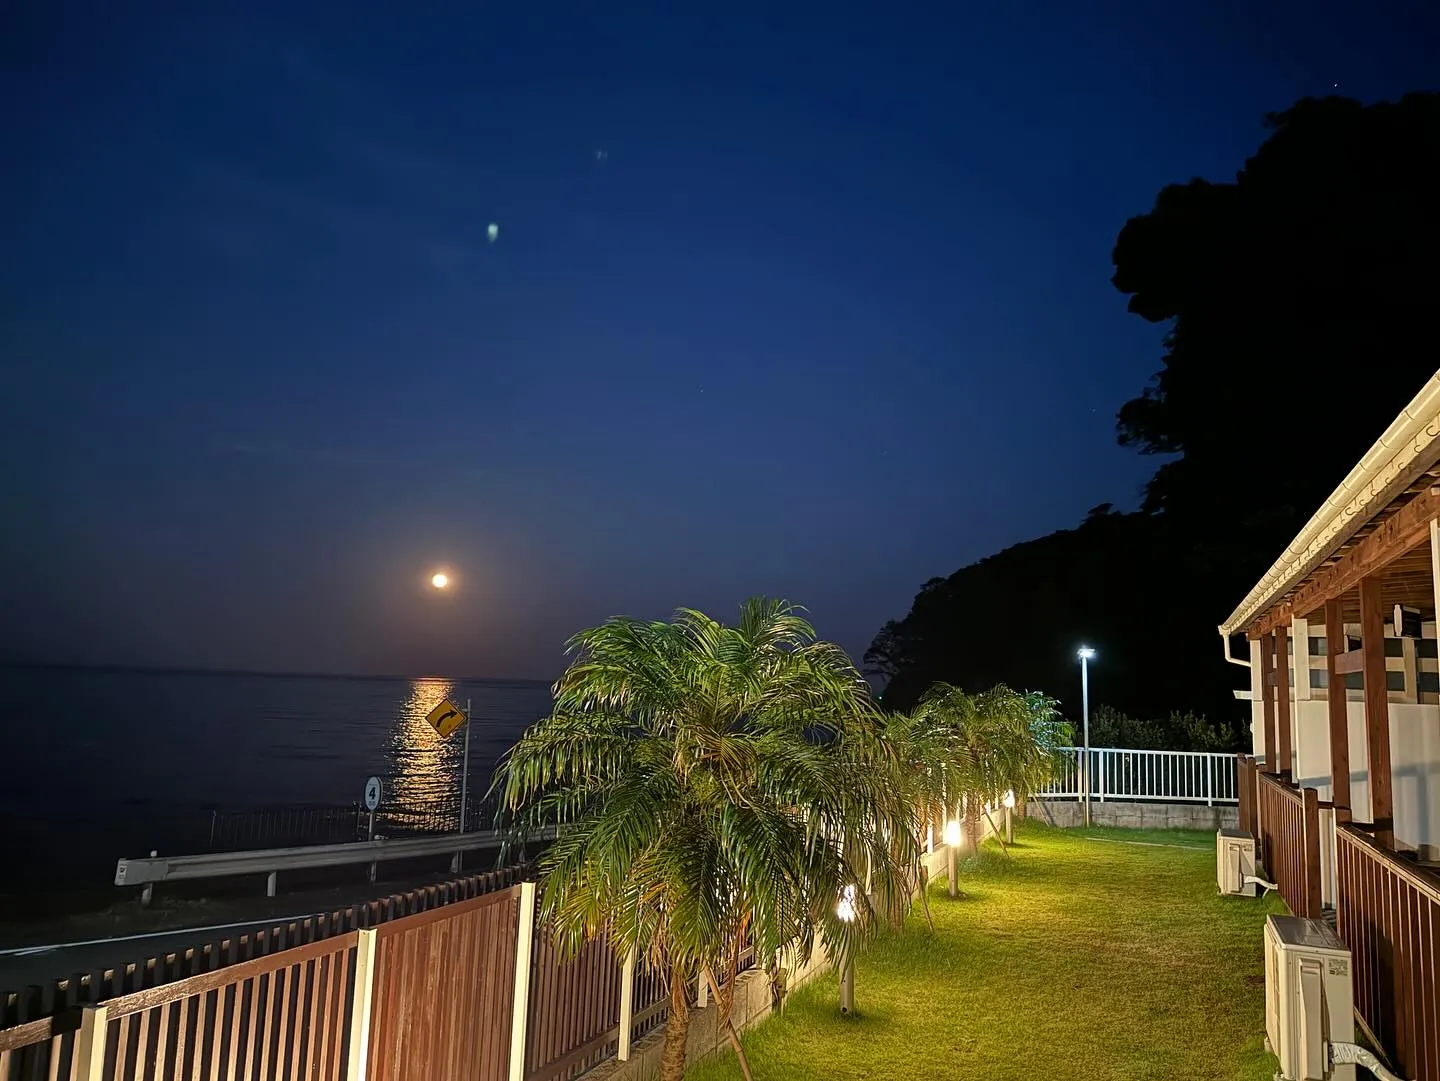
(836, 884, 857, 1013)
(944, 817, 962, 899)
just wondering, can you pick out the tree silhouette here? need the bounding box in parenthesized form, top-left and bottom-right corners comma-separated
(871, 92, 1440, 730)
(1114, 92, 1440, 541)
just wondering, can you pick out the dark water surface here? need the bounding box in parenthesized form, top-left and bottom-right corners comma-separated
(0, 666, 552, 890)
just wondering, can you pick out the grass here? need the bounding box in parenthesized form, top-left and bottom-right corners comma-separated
(686, 821, 1287, 1081)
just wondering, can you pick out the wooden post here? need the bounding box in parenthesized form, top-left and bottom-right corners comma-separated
(1301, 787, 1322, 918)
(1274, 625, 1292, 779)
(1358, 575, 1395, 849)
(1260, 632, 1277, 773)
(1236, 756, 1251, 835)
(346, 929, 378, 1081)
(617, 947, 637, 1061)
(1324, 598, 1352, 823)
(1432, 518, 1440, 659)
(508, 882, 537, 1081)
(74, 1004, 109, 1081)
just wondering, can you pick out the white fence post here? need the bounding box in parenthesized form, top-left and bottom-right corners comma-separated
(346, 928, 378, 1081)
(74, 1004, 109, 1081)
(1098, 752, 1106, 803)
(1205, 761, 1214, 806)
(617, 947, 637, 1061)
(509, 882, 538, 1081)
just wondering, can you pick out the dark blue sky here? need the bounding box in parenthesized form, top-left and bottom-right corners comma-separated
(4, 3, 1437, 678)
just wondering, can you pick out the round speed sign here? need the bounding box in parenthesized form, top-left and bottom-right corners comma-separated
(364, 776, 382, 812)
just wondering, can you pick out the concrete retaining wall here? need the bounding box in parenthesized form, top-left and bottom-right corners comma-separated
(1027, 799, 1238, 831)
(584, 945, 831, 1081)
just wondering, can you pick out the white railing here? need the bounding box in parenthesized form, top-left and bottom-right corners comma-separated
(1037, 747, 1238, 806)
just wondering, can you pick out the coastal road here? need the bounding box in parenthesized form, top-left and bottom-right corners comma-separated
(0, 866, 504, 997)
(0, 913, 315, 993)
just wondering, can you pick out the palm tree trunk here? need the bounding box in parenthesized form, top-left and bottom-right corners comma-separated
(963, 795, 981, 855)
(706, 967, 755, 1081)
(659, 965, 692, 1081)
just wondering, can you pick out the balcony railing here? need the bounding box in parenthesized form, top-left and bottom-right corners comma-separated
(1037, 747, 1239, 806)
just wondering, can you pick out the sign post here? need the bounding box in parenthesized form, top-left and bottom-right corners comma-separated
(364, 776, 382, 883)
(459, 697, 472, 833)
(424, 696, 473, 834)
(364, 776, 382, 841)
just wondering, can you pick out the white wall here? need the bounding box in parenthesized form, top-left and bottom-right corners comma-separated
(1290, 699, 1440, 853)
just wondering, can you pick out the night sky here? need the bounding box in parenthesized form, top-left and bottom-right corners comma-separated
(4, 3, 1438, 679)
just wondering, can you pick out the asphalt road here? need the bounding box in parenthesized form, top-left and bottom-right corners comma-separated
(0, 914, 309, 992)
(0, 861, 513, 997)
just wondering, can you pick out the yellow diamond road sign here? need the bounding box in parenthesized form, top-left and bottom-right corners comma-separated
(426, 698, 467, 740)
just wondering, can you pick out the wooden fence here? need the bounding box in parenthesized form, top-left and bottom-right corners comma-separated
(1, 930, 359, 1081)
(0, 871, 696, 1081)
(524, 927, 621, 1081)
(366, 887, 520, 1081)
(1255, 772, 1322, 919)
(0, 868, 523, 1081)
(1236, 754, 1257, 837)
(1336, 825, 1440, 1081)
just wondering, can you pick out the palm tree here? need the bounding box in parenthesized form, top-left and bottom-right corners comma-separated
(903, 683, 1068, 856)
(492, 599, 916, 1081)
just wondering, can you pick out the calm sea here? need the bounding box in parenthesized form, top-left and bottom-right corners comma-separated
(0, 666, 553, 891)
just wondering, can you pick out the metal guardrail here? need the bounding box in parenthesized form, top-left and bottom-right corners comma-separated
(1037, 747, 1239, 805)
(114, 826, 556, 896)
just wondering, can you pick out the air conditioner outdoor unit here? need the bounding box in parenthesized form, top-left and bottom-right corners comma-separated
(1217, 828, 1258, 896)
(1264, 916, 1356, 1081)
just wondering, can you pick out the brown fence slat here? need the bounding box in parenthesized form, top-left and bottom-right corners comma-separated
(1336, 823, 1440, 1081)
(366, 885, 520, 1081)
(524, 917, 626, 1081)
(1255, 773, 1322, 918)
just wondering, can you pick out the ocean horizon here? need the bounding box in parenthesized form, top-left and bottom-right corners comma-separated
(0, 660, 556, 686)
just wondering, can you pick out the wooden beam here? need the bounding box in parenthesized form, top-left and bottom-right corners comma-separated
(1332, 649, 1366, 675)
(1260, 632, 1277, 774)
(1274, 626, 1292, 778)
(1249, 485, 1440, 637)
(1358, 575, 1395, 848)
(1324, 597, 1351, 822)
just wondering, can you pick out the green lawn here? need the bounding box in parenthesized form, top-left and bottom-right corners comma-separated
(687, 821, 1286, 1081)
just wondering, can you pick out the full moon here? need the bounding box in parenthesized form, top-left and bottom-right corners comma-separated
(431, 572, 450, 589)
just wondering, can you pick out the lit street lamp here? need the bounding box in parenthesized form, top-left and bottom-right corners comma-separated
(1077, 647, 1096, 827)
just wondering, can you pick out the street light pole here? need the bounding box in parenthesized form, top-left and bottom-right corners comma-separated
(1077, 648, 1095, 827)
